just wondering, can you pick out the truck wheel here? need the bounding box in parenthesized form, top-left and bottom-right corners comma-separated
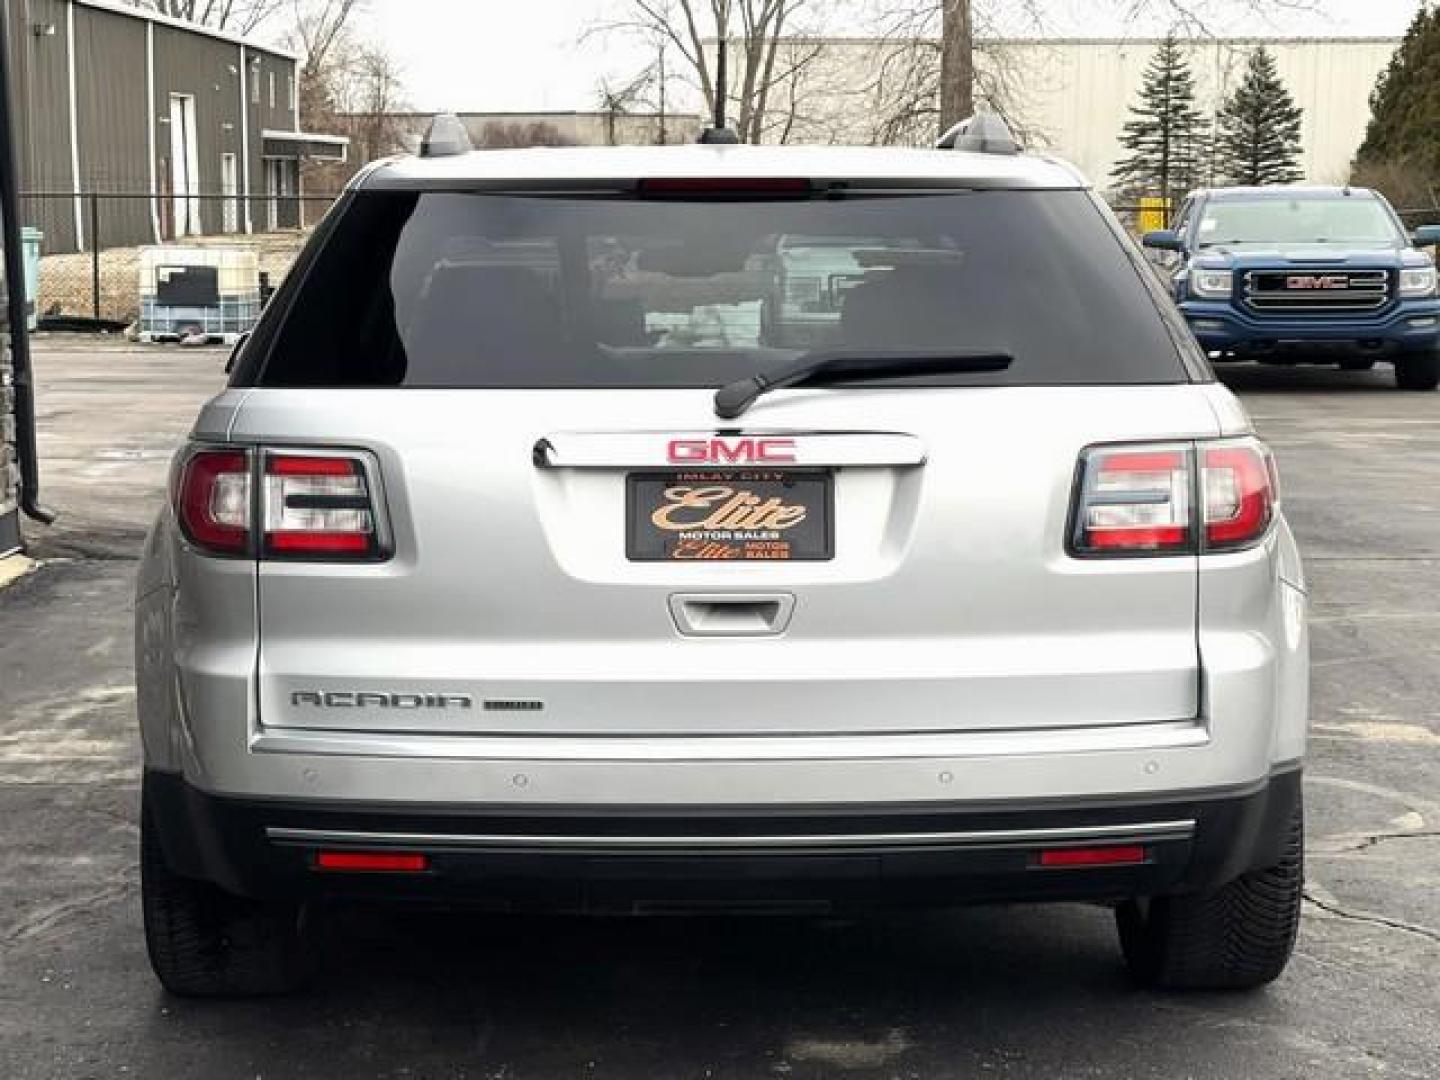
(141, 798, 316, 997)
(1394, 351, 1440, 391)
(1115, 797, 1303, 991)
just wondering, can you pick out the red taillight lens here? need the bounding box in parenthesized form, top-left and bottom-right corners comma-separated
(263, 452, 382, 559)
(1202, 442, 1275, 550)
(1072, 445, 1193, 554)
(1072, 438, 1277, 557)
(175, 448, 252, 555)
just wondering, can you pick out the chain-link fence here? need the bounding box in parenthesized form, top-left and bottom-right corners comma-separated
(20, 191, 341, 327)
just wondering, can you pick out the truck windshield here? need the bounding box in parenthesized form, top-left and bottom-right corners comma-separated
(1197, 195, 1401, 248)
(240, 188, 1186, 389)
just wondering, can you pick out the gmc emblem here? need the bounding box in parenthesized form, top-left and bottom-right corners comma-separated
(666, 437, 798, 465)
(1286, 274, 1350, 291)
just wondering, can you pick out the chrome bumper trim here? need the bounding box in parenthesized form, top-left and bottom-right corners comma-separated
(251, 719, 1208, 762)
(267, 818, 1197, 854)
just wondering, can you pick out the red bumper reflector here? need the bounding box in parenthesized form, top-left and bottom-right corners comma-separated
(1037, 845, 1147, 868)
(315, 851, 428, 873)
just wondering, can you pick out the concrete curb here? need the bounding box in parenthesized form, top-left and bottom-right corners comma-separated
(0, 553, 36, 590)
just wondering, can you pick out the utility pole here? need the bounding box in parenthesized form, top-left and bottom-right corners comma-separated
(657, 39, 668, 145)
(938, 0, 974, 133)
(714, 35, 728, 128)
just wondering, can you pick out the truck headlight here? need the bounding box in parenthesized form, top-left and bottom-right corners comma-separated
(1189, 268, 1233, 300)
(1399, 267, 1438, 298)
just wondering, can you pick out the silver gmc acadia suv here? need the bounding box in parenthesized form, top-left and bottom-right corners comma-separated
(135, 117, 1309, 997)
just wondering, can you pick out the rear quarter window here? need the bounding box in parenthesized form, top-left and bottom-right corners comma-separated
(237, 187, 1190, 389)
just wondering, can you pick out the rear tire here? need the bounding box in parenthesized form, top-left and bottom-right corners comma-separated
(141, 796, 316, 997)
(1394, 350, 1440, 391)
(1116, 797, 1303, 991)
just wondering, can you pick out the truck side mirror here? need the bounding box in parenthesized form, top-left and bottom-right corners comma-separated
(1142, 229, 1184, 252)
(1411, 225, 1440, 247)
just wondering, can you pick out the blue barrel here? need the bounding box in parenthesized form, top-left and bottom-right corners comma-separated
(21, 227, 41, 331)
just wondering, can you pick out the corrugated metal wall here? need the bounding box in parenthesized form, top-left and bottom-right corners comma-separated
(73, 3, 149, 247)
(6, 0, 301, 252)
(12, 0, 78, 252)
(151, 22, 244, 238)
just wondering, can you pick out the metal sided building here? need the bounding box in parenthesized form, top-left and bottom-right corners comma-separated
(4, 0, 346, 253)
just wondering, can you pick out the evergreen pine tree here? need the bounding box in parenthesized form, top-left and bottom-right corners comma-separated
(1354, 5, 1440, 193)
(1215, 47, 1304, 185)
(1112, 34, 1206, 210)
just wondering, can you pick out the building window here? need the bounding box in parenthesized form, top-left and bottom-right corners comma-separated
(268, 71, 276, 110)
(250, 63, 260, 104)
(287, 74, 296, 112)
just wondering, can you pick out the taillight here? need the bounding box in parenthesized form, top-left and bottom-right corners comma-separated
(173, 445, 387, 560)
(1072, 444, 1193, 554)
(1071, 438, 1276, 557)
(175, 448, 252, 555)
(1202, 441, 1276, 550)
(263, 452, 383, 559)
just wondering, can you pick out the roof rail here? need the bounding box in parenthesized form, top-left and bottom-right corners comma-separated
(936, 110, 1020, 155)
(420, 113, 473, 158)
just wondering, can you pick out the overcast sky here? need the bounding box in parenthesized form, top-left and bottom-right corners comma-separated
(358, 0, 1427, 114)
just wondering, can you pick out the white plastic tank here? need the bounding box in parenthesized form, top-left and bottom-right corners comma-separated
(137, 247, 262, 344)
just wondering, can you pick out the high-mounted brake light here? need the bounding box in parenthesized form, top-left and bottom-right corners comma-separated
(1071, 438, 1277, 557)
(637, 177, 813, 197)
(263, 452, 383, 559)
(175, 448, 252, 555)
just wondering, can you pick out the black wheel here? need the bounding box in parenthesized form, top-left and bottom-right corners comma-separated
(1116, 796, 1303, 991)
(141, 796, 316, 997)
(1338, 359, 1375, 372)
(1394, 350, 1440, 391)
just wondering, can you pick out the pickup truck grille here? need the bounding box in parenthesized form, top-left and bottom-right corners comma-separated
(1243, 270, 1390, 314)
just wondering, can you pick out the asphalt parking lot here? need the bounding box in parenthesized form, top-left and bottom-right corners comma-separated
(2, 339, 1438, 1079)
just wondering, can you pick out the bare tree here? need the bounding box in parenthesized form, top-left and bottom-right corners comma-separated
(126, 0, 285, 33)
(873, 0, 1318, 144)
(330, 45, 408, 163)
(288, 0, 365, 129)
(476, 122, 578, 149)
(600, 0, 831, 144)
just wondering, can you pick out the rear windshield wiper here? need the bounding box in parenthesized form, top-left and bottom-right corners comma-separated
(714, 347, 1013, 419)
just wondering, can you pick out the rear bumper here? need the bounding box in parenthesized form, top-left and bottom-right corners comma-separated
(1179, 298, 1440, 355)
(145, 766, 1302, 911)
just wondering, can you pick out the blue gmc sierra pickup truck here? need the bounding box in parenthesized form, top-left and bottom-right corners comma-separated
(1143, 186, 1440, 390)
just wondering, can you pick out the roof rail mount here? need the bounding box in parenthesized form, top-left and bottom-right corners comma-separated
(420, 113, 473, 158)
(698, 127, 741, 145)
(936, 110, 1020, 155)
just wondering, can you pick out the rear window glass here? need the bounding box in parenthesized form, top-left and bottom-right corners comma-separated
(244, 189, 1186, 388)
